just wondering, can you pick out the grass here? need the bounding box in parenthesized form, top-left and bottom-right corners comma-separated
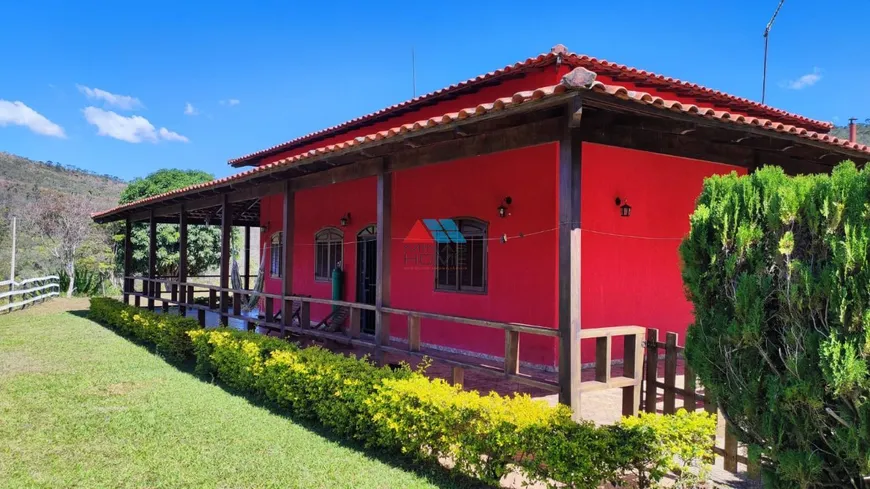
(0, 299, 480, 489)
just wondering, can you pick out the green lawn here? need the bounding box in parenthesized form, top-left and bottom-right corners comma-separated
(0, 299, 476, 489)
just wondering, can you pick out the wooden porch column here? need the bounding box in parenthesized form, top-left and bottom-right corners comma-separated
(558, 99, 583, 421)
(281, 182, 295, 336)
(219, 194, 231, 326)
(243, 225, 251, 291)
(178, 205, 188, 316)
(148, 210, 157, 311)
(123, 217, 133, 305)
(374, 168, 392, 363)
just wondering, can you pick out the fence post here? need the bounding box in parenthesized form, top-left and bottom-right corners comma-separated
(451, 366, 464, 388)
(622, 333, 643, 416)
(348, 307, 361, 338)
(299, 301, 310, 329)
(197, 308, 206, 327)
(684, 363, 697, 411)
(146, 280, 155, 312)
(663, 332, 678, 414)
(724, 423, 739, 473)
(644, 328, 659, 413)
(265, 299, 274, 323)
(595, 335, 612, 383)
(233, 292, 241, 317)
(504, 330, 520, 375)
(408, 315, 421, 352)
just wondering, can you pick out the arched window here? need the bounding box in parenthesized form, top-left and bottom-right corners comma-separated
(315, 228, 343, 281)
(270, 232, 283, 278)
(435, 218, 487, 293)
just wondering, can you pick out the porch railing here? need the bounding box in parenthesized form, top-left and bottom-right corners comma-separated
(0, 275, 61, 313)
(125, 276, 645, 416)
(643, 328, 761, 477)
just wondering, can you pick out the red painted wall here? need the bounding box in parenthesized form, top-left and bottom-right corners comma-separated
(578, 143, 747, 359)
(259, 144, 559, 366)
(389, 144, 559, 366)
(249, 64, 753, 369)
(259, 177, 377, 321)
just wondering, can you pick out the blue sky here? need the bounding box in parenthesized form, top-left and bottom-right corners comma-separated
(0, 0, 867, 182)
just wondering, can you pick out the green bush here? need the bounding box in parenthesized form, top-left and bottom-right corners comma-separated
(620, 409, 717, 488)
(680, 163, 870, 488)
(188, 327, 716, 488)
(89, 297, 200, 363)
(88, 298, 715, 487)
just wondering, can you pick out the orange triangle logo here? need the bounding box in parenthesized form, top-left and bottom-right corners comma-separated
(404, 220, 434, 243)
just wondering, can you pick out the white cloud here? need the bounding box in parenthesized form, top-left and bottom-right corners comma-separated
(77, 85, 143, 110)
(158, 127, 189, 142)
(0, 100, 66, 138)
(83, 107, 187, 143)
(219, 98, 240, 106)
(784, 68, 822, 90)
(184, 102, 198, 116)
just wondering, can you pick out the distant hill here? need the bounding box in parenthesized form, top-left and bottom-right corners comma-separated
(828, 122, 870, 146)
(0, 152, 125, 208)
(0, 152, 126, 279)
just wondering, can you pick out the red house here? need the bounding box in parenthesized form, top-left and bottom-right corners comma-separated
(93, 45, 870, 416)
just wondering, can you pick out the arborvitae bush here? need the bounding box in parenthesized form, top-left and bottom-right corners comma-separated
(681, 163, 870, 488)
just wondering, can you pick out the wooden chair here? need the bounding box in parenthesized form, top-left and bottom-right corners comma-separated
(315, 306, 349, 333)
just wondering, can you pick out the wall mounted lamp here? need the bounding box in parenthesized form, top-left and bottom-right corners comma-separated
(498, 196, 513, 218)
(615, 197, 631, 217)
(340, 213, 351, 227)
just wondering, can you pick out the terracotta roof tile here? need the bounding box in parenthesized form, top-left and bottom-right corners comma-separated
(227, 45, 832, 166)
(93, 85, 570, 220)
(94, 75, 866, 221)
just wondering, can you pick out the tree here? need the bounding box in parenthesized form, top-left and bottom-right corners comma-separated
(32, 191, 98, 297)
(117, 169, 229, 279)
(680, 163, 870, 488)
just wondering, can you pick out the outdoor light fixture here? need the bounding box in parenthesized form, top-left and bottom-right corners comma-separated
(615, 197, 631, 218)
(340, 213, 351, 227)
(498, 196, 513, 218)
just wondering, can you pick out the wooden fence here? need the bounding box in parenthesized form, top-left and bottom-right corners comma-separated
(643, 328, 759, 477)
(126, 276, 646, 415)
(0, 276, 61, 313)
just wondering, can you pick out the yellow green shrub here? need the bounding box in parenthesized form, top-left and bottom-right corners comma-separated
(88, 297, 198, 363)
(88, 301, 716, 488)
(186, 327, 716, 488)
(620, 409, 717, 488)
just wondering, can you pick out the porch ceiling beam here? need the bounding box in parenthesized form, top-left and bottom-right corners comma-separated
(124, 181, 282, 222)
(285, 115, 565, 193)
(582, 91, 870, 162)
(97, 95, 574, 224)
(580, 113, 836, 175)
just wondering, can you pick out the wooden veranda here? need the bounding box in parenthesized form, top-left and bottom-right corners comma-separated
(95, 68, 870, 420)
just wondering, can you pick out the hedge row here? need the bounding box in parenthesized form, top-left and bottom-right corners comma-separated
(89, 297, 715, 488)
(89, 297, 198, 363)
